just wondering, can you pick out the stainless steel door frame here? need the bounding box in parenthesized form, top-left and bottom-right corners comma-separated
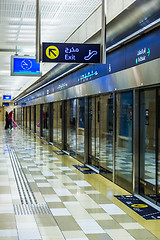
(34, 105, 36, 133)
(113, 92, 116, 183)
(133, 89, 140, 194)
(87, 96, 100, 170)
(49, 102, 53, 143)
(84, 97, 89, 165)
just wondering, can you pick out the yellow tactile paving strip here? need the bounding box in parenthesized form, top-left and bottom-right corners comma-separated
(0, 125, 160, 239)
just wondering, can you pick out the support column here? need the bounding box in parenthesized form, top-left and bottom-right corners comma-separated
(36, 0, 41, 62)
(84, 97, 89, 165)
(101, 0, 107, 64)
(49, 103, 53, 143)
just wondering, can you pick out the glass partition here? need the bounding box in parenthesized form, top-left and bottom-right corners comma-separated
(17, 108, 22, 126)
(115, 91, 133, 192)
(53, 103, 58, 144)
(24, 107, 27, 128)
(88, 97, 100, 168)
(57, 102, 62, 146)
(66, 98, 85, 163)
(53, 102, 62, 147)
(99, 94, 113, 181)
(31, 106, 35, 132)
(140, 89, 156, 199)
(36, 105, 40, 136)
(42, 103, 49, 141)
(77, 98, 85, 162)
(66, 99, 77, 157)
(27, 106, 30, 129)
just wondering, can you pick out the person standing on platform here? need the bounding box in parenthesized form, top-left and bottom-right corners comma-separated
(8, 110, 13, 129)
(5, 111, 9, 129)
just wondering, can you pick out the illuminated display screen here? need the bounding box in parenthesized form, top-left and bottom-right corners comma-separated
(2, 102, 9, 107)
(11, 56, 42, 76)
(3, 95, 11, 100)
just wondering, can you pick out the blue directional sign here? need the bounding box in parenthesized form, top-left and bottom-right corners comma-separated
(42, 43, 100, 64)
(2, 102, 9, 107)
(3, 95, 12, 100)
(11, 56, 42, 76)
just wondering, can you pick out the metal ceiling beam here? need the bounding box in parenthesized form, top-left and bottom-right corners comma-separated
(0, 48, 21, 52)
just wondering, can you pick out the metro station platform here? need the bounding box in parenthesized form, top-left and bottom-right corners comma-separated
(0, 122, 160, 240)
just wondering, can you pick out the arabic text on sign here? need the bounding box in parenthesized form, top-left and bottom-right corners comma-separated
(65, 47, 79, 53)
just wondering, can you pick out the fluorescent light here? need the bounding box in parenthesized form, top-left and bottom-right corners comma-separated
(8, 25, 19, 29)
(20, 25, 35, 29)
(5, 34, 17, 37)
(19, 33, 35, 37)
(19, 30, 35, 33)
(8, 18, 21, 22)
(23, 18, 35, 23)
(7, 38, 16, 42)
(8, 30, 18, 33)
(0, 71, 10, 75)
(17, 38, 33, 42)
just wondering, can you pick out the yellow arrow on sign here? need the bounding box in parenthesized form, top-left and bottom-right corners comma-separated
(46, 46, 59, 59)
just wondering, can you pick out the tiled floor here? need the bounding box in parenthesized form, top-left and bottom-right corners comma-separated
(0, 124, 160, 239)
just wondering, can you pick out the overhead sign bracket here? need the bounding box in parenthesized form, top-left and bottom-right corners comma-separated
(101, 0, 107, 64)
(36, 0, 41, 63)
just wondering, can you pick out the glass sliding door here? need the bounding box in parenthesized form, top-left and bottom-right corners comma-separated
(140, 89, 156, 200)
(27, 107, 30, 130)
(115, 91, 133, 192)
(99, 94, 113, 181)
(36, 105, 40, 136)
(53, 102, 62, 147)
(66, 98, 85, 163)
(77, 98, 85, 163)
(88, 96, 100, 169)
(17, 108, 22, 126)
(53, 103, 58, 145)
(14, 109, 18, 123)
(157, 89, 160, 203)
(42, 103, 49, 141)
(57, 102, 62, 146)
(66, 99, 77, 157)
(31, 106, 34, 132)
(24, 107, 27, 128)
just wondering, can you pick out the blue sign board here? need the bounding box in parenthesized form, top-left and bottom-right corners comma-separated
(2, 102, 9, 107)
(42, 43, 100, 64)
(11, 56, 42, 76)
(3, 95, 11, 100)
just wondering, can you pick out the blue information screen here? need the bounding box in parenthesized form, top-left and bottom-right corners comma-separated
(2, 102, 9, 107)
(3, 95, 11, 100)
(11, 56, 41, 76)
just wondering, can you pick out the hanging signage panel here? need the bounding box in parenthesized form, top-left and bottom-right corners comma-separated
(42, 42, 101, 64)
(3, 95, 12, 100)
(11, 56, 42, 76)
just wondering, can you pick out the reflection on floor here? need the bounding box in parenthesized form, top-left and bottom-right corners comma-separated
(0, 124, 160, 239)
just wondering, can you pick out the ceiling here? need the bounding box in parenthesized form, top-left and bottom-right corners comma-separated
(0, 0, 101, 103)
